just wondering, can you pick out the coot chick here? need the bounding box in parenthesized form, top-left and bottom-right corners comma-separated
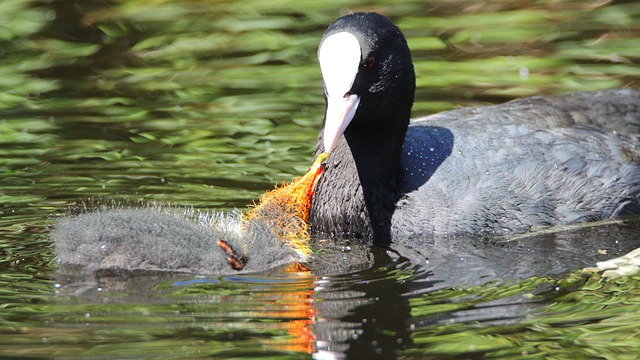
(52, 207, 301, 275)
(309, 12, 640, 244)
(52, 157, 327, 275)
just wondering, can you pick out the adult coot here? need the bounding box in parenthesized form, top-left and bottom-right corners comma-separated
(309, 12, 640, 244)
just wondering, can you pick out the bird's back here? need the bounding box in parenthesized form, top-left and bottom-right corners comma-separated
(394, 89, 640, 237)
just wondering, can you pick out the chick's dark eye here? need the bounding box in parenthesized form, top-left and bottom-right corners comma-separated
(363, 56, 375, 68)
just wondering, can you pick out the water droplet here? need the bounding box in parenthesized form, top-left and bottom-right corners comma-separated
(45, 9, 56, 21)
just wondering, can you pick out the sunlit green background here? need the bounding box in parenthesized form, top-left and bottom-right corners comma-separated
(1, 0, 639, 358)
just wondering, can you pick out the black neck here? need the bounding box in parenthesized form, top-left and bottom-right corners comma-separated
(309, 114, 408, 244)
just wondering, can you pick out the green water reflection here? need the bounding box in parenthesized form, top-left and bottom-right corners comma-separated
(1, 0, 639, 358)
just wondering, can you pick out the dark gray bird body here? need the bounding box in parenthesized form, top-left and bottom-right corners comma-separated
(394, 90, 640, 238)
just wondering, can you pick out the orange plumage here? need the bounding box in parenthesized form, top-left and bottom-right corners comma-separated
(244, 153, 328, 257)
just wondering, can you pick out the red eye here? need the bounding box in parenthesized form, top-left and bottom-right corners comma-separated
(363, 56, 375, 68)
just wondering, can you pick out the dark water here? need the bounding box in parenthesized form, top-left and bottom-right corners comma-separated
(1, 0, 640, 358)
